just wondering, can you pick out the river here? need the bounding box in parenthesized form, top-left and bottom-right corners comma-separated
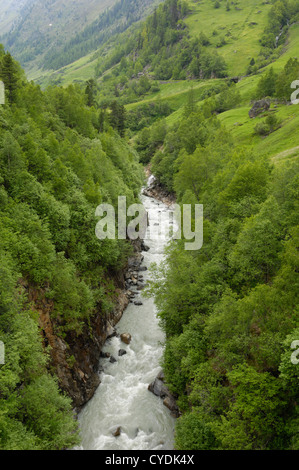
(77, 177, 176, 450)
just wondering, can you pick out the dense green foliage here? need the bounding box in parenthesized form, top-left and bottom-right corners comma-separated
(87, 0, 227, 109)
(146, 89, 299, 449)
(1, 0, 299, 452)
(0, 49, 143, 449)
(256, 58, 299, 101)
(133, 3, 299, 445)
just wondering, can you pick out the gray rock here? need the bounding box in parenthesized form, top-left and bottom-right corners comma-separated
(106, 323, 117, 340)
(118, 349, 127, 357)
(139, 266, 148, 272)
(141, 242, 150, 252)
(148, 372, 180, 418)
(249, 99, 270, 118)
(148, 378, 170, 399)
(163, 396, 179, 417)
(128, 257, 141, 268)
(157, 370, 165, 382)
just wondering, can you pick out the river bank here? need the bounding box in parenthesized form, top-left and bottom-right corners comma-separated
(76, 179, 177, 450)
(143, 167, 176, 206)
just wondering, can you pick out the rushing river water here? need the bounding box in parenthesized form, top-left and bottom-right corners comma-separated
(77, 179, 176, 450)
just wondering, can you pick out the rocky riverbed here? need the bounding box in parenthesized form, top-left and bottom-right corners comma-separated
(76, 178, 177, 450)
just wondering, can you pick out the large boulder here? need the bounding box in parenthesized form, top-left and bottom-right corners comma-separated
(120, 333, 132, 345)
(157, 370, 165, 382)
(249, 99, 270, 118)
(148, 372, 181, 418)
(148, 378, 170, 399)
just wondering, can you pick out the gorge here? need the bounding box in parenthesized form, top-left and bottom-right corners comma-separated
(76, 178, 176, 450)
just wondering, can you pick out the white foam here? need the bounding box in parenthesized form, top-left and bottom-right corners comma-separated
(77, 194, 176, 450)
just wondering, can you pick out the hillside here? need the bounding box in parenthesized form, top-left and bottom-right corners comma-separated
(0, 0, 32, 34)
(184, 0, 272, 76)
(129, 0, 299, 452)
(0, 0, 299, 452)
(0, 0, 163, 79)
(0, 45, 143, 450)
(34, 0, 272, 85)
(72, 0, 298, 451)
(0, 0, 118, 71)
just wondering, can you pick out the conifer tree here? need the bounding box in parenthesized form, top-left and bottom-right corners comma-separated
(109, 101, 126, 137)
(85, 78, 97, 107)
(0, 52, 19, 104)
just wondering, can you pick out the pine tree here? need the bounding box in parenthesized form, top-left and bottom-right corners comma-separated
(85, 79, 96, 107)
(0, 52, 19, 104)
(169, 0, 179, 28)
(256, 67, 277, 99)
(152, 9, 158, 31)
(117, 103, 126, 138)
(109, 101, 126, 137)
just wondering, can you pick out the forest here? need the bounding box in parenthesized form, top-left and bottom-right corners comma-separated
(42, 0, 161, 72)
(147, 94, 299, 449)
(0, 0, 298, 452)
(136, 0, 299, 450)
(0, 47, 143, 449)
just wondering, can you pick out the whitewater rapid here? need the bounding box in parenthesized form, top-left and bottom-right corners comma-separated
(77, 179, 176, 450)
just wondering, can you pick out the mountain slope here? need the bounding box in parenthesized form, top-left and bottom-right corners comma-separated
(0, 0, 32, 34)
(184, 0, 272, 76)
(1, 0, 118, 70)
(42, 0, 163, 72)
(1, 0, 162, 76)
(0, 46, 143, 450)
(33, 0, 274, 87)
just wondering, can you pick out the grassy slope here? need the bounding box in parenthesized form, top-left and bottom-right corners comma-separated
(35, 0, 269, 86)
(219, 103, 299, 159)
(26, 0, 164, 85)
(184, 0, 271, 76)
(127, 79, 220, 109)
(127, 17, 299, 162)
(28, 52, 99, 84)
(34, 0, 299, 164)
(218, 23, 299, 161)
(122, 0, 272, 118)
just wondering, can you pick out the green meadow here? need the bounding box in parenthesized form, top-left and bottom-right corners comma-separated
(184, 0, 271, 76)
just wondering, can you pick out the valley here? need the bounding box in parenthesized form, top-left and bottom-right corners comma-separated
(0, 0, 298, 452)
